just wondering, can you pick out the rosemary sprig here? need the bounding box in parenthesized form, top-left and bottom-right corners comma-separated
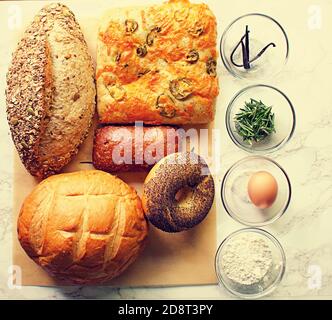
(234, 98, 276, 145)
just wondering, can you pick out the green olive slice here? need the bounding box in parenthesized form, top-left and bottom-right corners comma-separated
(188, 22, 204, 37)
(125, 19, 138, 33)
(151, 26, 161, 33)
(206, 58, 217, 76)
(186, 49, 199, 63)
(156, 94, 176, 118)
(169, 78, 193, 100)
(107, 85, 126, 101)
(146, 26, 161, 46)
(136, 44, 147, 57)
(137, 69, 150, 78)
(115, 52, 121, 63)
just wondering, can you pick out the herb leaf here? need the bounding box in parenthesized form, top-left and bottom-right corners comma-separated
(234, 99, 276, 144)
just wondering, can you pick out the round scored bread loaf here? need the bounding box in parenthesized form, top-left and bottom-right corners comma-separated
(17, 170, 148, 284)
(6, 3, 96, 178)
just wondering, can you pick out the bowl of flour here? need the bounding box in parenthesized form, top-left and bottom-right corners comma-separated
(215, 228, 285, 299)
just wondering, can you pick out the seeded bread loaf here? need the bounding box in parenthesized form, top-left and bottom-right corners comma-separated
(6, 3, 96, 178)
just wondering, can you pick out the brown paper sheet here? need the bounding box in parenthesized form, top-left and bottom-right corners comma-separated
(11, 0, 217, 287)
(13, 120, 217, 287)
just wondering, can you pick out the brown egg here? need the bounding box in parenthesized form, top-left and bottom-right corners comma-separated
(248, 171, 278, 209)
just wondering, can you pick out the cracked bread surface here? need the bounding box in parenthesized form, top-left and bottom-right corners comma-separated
(6, 3, 96, 178)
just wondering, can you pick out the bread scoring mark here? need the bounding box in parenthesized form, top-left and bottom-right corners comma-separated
(58, 230, 76, 239)
(19, 171, 148, 284)
(62, 191, 134, 198)
(72, 194, 89, 262)
(102, 197, 120, 271)
(29, 189, 55, 255)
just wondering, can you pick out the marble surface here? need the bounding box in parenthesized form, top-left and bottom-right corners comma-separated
(1, 0, 332, 299)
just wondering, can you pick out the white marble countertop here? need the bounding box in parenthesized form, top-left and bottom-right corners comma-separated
(1, 0, 332, 299)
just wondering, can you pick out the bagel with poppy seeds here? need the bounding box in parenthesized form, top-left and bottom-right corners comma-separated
(142, 152, 214, 232)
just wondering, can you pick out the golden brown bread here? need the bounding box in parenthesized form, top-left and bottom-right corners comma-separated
(96, 0, 219, 124)
(17, 170, 148, 284)
(142, 152, 214, 232)
(6, 3, 96, 178)
(93, 125, 180, 172)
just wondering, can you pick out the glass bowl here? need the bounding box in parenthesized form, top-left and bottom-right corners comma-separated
(221, 156, 291, 226)
(215, 228, 286, 299)
(226, 84, 296, 153)
(220, 13, 289, 80)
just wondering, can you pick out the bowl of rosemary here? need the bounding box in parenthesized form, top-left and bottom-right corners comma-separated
(226, 84, 296, 153)
(220, 13, 289, 80)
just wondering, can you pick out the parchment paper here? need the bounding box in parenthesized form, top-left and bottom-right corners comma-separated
(11, 0, 217, 287)
(13, 120, 217, 286)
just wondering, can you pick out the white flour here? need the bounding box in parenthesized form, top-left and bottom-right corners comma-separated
(221, 233, 273, 286)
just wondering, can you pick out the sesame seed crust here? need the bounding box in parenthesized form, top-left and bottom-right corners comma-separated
(6, 3, 95, 178)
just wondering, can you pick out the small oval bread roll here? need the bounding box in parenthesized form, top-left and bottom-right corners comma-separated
(18, 170, 148, 284)
(6, 3, 96, 178)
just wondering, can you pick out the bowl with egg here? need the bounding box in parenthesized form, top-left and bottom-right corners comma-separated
(221, 156, 291, 226)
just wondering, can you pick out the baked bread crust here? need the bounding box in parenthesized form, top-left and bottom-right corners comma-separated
(6, 3, 96, 178)
(142, 152, 214, 232)
(17, 170, 148, 284)
(93, 125, 180, 172)
(97, 0, 218, 124)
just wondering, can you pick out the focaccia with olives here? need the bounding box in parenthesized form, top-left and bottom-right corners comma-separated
(97, 0, 219, 124)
